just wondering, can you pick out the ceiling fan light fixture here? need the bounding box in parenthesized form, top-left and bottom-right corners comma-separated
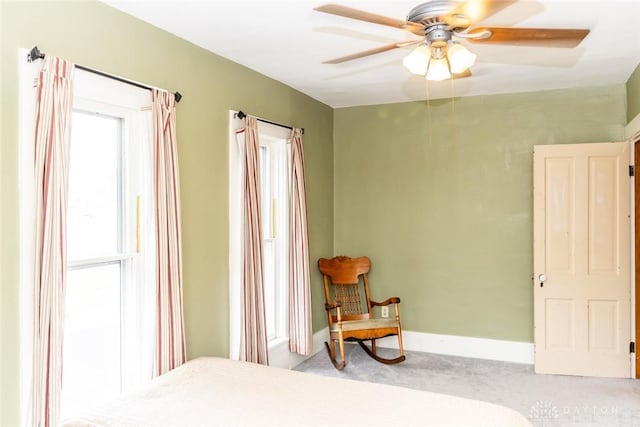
(425, 57, 451, 81)
(447, 43, 477, 74)
(316, 1, 592, 86)
(403, 44, 431, 75)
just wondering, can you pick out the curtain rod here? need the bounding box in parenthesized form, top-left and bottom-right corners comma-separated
(28, 46, 182, 103)
(234, 110, 304, 135)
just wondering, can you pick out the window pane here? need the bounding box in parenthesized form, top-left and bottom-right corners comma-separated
(61, 263, 121, 418)
(263, 240, 276, 340)
(67, 112, 121, 260)
(260, 146, 271, 239)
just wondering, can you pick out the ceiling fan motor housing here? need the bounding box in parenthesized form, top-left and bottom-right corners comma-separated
(426, 25, 452, 48)
(407, 0, 464, 27)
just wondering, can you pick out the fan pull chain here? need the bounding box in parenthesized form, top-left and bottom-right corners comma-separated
(450, 75, 457, 147)
(425, 79, 432, 146)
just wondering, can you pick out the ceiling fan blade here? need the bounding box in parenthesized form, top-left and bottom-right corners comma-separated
(472, 43, 585, 68)
(322, 40, 421, 64)
(314, 4, 424, 35)
(466, 27, 590, 47)
(452, 69, 472, 79)
(444, 0, 517, 28)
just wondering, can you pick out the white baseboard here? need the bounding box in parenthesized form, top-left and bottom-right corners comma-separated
(375, 330, 534, 364)
(289, 327, 329, 367)
(285, 327, 534, 367)
(271, 327, 329, 369)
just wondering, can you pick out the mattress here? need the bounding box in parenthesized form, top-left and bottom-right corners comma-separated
(61, 357, 532, 427)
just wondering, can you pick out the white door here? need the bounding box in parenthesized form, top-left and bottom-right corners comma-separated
(533, 142, 631, 377)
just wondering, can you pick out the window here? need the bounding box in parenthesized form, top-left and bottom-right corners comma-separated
(228, 113, 292, 367)
(60, 74, 155, 418)
(259, 136, 290, 342)
(62, 110, 126, 416)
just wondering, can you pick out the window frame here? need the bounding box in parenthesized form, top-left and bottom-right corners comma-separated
(66, 105, 128, 397)
(259, 134, 291, 344)
(61, 96, 151, 417)
(228, 111, 295, 367)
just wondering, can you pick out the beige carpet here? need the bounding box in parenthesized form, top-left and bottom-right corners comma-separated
(294, 344, 640, 427)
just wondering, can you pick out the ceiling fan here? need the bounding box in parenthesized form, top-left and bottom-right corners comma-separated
(314, 0, 590, 81)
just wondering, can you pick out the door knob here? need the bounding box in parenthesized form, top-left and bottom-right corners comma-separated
(538, 273, 547, 287)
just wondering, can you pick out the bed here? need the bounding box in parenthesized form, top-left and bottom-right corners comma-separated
(61, 357, 532, 427)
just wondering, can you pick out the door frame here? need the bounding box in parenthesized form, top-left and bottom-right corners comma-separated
(533, 142, 633, 377)
(634, 139, 640, 378)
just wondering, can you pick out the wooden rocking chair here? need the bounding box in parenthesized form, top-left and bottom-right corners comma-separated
(318, 256, 405, 370)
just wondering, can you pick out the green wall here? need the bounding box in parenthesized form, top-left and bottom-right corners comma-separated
(333, 85, 627, 343)
(628, 63, 640, 123)
(1, 1, 635, 425)
(0, 1, 333, 425)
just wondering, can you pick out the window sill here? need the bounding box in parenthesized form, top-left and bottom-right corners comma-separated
(268, 337, 289, 350)
(268, 337, 294, 369)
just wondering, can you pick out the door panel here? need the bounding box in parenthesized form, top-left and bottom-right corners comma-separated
(545, 299, 574, 351)
(588, 300, 618, 352)
(545, 158, 576, 274)
(534, 142, 630, 378)
(588, 156, 618, 274)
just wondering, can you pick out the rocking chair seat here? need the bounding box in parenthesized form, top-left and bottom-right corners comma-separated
(330, 318, 398, 333)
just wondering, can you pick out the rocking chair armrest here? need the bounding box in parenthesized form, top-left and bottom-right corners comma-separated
(370, 297, 401, 306)
(325, 300, 342, 311)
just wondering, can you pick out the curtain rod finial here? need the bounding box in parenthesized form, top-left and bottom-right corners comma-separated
(236, 110, 246, 120)
(28, 46, 44, 62)
(174, 91, 182, 103)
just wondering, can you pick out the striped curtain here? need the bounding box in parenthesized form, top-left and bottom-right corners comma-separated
(31, 56, 74, 427)
(152, 89, 186, 375)
(240, 116, 269, 365)
(288, 129, 313, 356)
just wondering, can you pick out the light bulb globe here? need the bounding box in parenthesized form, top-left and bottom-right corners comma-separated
(403, 45, 430, 76)
(447, 43, 476, 74)
(425, 58, 451, 81)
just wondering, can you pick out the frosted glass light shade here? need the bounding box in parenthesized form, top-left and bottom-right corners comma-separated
(447, 44, 476, 74)
(403, 45, 430, 75)
(425, 58, 451, 81)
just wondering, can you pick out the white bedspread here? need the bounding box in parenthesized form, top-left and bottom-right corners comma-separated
(62, 357, 532, 427)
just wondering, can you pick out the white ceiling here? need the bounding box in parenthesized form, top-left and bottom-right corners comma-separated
(104, 0, 640, 108)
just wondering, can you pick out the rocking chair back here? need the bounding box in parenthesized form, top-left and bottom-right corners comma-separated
(319, 256, 372, 322)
